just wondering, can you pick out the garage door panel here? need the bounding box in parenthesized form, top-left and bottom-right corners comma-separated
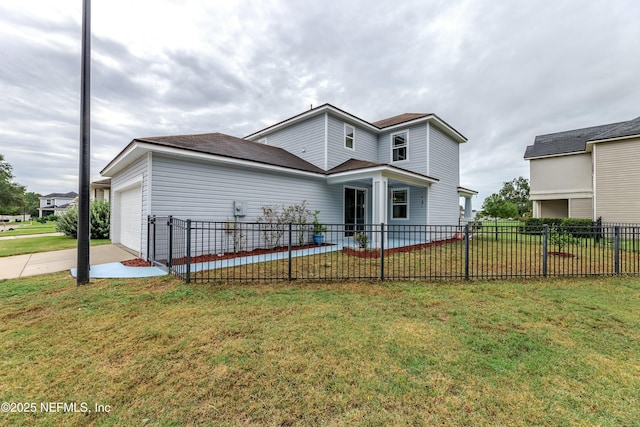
(119, 186, 141, 252)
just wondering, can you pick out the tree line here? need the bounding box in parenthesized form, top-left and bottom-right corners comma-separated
(0, 154, 41, 217)
(479, 176, 532, 219)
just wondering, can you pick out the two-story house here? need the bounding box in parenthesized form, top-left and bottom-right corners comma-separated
(101, 104, 475, 256)
(38, 191, 78, 217)
(524, 116, 640, 223)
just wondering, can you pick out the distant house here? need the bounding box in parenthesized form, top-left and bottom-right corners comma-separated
(101, 104, 476, 256)
(38, 192, 78, 217)
(91, 178, 111, 202)
(524, 116, 640, 222)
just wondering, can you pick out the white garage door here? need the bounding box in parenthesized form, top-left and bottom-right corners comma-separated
(119, 185, 142, 252)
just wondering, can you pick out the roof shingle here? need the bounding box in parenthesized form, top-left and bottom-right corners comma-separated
(136, 133, 325, 174)
(524, 118, 636, 159)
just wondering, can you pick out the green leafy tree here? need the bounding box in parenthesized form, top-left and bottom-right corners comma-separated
(24, 192, 41, 218)
(498, 176, 532, 217)
(56, 200, 110, 239)
(0, 154, 26, 216)
(480, 194, 518, 219)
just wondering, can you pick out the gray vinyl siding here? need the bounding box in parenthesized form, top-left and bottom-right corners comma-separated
(387, 185, 428, 226)
(377, 123, 428, 175)
(427, 126, 460, 224)
(256, 114, 326, 170)
(326, 114, 378, 169)
(150, 154, 342, 223)
(110, 154, 149, 256)
(594, 139, 640, 222)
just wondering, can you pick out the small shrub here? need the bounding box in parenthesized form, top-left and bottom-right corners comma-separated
(354, 232, 368, 249)
(55, 201, 110, 239)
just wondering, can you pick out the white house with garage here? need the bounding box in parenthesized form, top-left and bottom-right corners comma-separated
(101, 104, 476, 256)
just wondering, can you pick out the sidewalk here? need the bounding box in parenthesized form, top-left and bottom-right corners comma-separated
(0, 244, 165, 280)
(0, 232, 64, 241)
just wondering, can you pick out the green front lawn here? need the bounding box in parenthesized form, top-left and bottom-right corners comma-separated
(0, 275, 638, 425)
(0, 236, 110, 257)
(0, 221, 57, 236)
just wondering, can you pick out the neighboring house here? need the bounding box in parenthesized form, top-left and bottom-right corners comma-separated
(38, 191, 78, 217)
(524, 116, 640, 222)
(91, 178, 111, 202)
(101, 104, 475, 256)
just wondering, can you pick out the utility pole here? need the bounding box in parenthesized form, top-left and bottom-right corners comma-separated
(77, 0, 91, 285)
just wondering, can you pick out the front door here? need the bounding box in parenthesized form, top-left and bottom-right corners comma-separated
(344, 187, 366, 236)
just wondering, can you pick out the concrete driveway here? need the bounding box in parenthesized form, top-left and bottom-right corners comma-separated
(0, 244, 138, 279)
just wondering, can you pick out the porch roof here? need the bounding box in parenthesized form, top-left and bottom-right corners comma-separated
(457, 186, 478, 197)
(326, 159, 439, 187)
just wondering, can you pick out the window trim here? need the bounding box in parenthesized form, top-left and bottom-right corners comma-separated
(390, 130, 409, 163)
(344, 123, 355, 150)
(391, 187, 410, 220)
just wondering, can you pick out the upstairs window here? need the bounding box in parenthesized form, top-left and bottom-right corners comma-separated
(392, 131, 408, 162)
(344, 124, 355, 150)
(392, 189, 409, 219)
(46, 199, 52, 206)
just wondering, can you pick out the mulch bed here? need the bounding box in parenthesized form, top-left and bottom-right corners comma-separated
(548, 251, 576, 258)
(344, 238, 459, 259)
(121, 258, 153, 267)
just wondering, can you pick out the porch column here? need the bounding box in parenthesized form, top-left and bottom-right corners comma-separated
(464, 196, 472, 219)
(371, 173, 388, 248)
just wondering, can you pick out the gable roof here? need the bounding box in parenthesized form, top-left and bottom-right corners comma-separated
(245, 103, 467, 143)
(524, 116, 640, 159)
(371, 113, 430, 129)
(327, 158, 439, 184)
(133, 133, 325, 174)
(589, 115, 640, 142)
(42, 191, 78, 198)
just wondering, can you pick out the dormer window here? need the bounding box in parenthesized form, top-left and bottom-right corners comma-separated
(391, 131, 408, 162)
(344, 124, 354, 150)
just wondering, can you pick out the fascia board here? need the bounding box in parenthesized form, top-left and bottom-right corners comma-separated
(586, 134, 640, 151)
(102, 142, 326, 179)
(327, 166, 438, 187)
(524, 150, 588, 160)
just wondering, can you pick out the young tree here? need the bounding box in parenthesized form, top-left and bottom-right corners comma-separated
(480, 194, 518, 219)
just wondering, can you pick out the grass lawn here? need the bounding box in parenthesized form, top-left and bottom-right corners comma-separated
(0, 221, 57, 236)
(0, 236, 111, 257)
(0, 275, 638, 426)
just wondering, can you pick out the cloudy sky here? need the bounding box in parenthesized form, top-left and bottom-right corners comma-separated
(1, 0, 639, 207)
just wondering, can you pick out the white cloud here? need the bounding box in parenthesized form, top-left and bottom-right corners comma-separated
(0, 0, 639, 209)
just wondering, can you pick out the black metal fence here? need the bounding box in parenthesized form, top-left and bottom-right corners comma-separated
(147, 216, 640, 283)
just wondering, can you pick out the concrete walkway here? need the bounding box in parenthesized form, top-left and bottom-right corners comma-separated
(0, 232, 64, 241)
(0, 244, 138, 279)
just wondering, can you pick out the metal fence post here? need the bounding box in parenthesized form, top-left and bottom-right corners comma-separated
(186, 219, 192, 283)
(380, 222, 385, 281)
(614, 226, 620, 275)
(146, 215, 151, 262)
(168, 215, 173, 270)
(288, 222, 292, 281)
(543, 224, 548, 277)
(464, 224, 470, 280)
